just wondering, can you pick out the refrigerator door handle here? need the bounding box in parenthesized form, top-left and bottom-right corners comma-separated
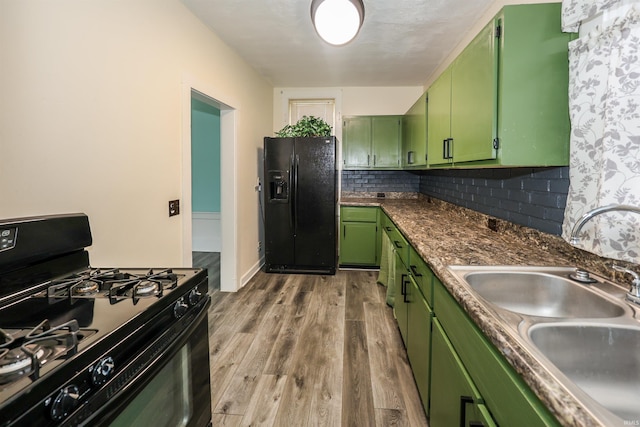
(294, 154, 300, 234)
(289, 154, 295, 231)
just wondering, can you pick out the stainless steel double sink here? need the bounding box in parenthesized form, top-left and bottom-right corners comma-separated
(447, 266, 640, 425)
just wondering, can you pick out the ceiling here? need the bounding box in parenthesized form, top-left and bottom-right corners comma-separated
(181, 0, 495, 87)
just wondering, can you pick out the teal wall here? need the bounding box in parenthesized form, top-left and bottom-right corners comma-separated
(191, 98, 221, 212)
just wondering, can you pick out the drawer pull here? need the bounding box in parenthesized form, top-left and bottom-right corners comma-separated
(393, 240, 403, 249)
(410, 265, 422, 277)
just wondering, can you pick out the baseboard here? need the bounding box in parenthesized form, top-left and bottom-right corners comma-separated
(240, 256, 265, 289)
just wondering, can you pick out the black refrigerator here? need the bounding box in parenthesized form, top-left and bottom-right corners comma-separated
(263, 136, 337, 274)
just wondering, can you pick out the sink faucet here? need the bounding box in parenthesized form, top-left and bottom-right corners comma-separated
(569, 204, 640, 244)
(569, 204, 640, 304)
(613, 264, 640, 305)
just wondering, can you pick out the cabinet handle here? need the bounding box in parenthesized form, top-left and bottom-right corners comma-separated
(410, 265, 422, 277)
(443, 138, 454, 159)
(367, 154, 370, 165)
(460, 396, 485, 427)
(385, 226, 393, 232)
(393, 240, 403, 249)
(402, 275, 409, 303)
(373, 154, 377, 165)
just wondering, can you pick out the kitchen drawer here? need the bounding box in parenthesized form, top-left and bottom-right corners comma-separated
(391, 229, 409, 267)
(433, 279, 559, 426)
(341, 206, 378, 222)
(409, 245, 433, 306)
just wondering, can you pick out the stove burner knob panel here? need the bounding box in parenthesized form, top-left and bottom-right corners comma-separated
(188, 288, 203, 306)
(91, 356, 115, 386)
(174, 298, 188, 319)
(50, 385, 80, 421)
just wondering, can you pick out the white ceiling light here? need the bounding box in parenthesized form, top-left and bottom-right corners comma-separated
(311, 0, 365, 46)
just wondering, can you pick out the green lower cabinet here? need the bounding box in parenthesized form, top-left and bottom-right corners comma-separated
(339, 207, 380, 267)
(394, 252, 409, 344)
(434, 279, 561, 426)
(406, 276, 432, 415)
(431, 319, 497, 427)
(340, 222, 377, 265)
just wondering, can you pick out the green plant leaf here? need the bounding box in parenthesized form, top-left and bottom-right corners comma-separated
(275, 115, 332, 137)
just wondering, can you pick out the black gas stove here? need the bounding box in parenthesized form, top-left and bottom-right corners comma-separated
(0, 214, 212, 427)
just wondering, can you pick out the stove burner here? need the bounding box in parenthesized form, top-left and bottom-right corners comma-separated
(135, 280, 159, 296)
(0, 320, 80, 384)
(72, 280, 100, 296)
(0, 347, 46, 377)
(45, 268, 182, 304)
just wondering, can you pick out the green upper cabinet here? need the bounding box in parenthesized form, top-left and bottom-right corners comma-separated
(450, 18, 497, 163)
(427, 3, 572, 168)
(343, 116, 371, 168)
(401, 92, 428, 168)
(343, 116, 401, 169)
(427, 67, 453, 167)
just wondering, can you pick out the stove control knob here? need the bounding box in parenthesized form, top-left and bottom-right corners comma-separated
(188, 288, 202, 306)
(174, 298, 188, 318)
(91, 356, 115, 386)
(50, 385, 80, 421)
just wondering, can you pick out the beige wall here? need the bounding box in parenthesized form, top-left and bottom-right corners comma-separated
(0, 0, 273, 287)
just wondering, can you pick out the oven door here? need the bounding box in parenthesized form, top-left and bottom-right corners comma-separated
(73, 298, 212, 427)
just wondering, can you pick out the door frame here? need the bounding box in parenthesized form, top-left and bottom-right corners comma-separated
(181, 76, 238, 292)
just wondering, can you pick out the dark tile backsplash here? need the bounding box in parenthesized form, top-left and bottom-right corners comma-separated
(341, 170, 420, 193)
(418, 167, 569, 235)
(342, 167, 570, 236)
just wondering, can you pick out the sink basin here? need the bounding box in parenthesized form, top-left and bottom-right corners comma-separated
(528, 323, 640, 421)
(461, 270, 625, 318)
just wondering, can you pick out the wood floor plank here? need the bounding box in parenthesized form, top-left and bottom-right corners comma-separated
(309, 304, 344, 427)
(212, 413, 243, 426)
(375, 408, 408, 427)
(342, 320, 375, 427)
(210, 333, 255, 413)
(263, 303, 306, 376)
(215, 305, 286, 414)
(240, 374, 288, 427)
(273, 292, 343, 426)
(364, 301, 406, 412)
(315, 272, 346, 307)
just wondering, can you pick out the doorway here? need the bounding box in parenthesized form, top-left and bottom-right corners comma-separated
(191, 96, 221, 292)
(181, 81, 238, 293)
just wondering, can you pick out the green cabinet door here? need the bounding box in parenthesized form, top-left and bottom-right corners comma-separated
(450, 17, 498, 163)
(372, 116, 401, 168)
(339, 221, 377, 265)
(426, 67, 452, 167)
(394, 251, 409, 345)
(495, 4, 571, 166)
(430, 320, 497, 427)
(343, 116, 371, 168)
(426, 3, 571, 168)
(406, 277, 432, 415)
(402, 92, 427, 168)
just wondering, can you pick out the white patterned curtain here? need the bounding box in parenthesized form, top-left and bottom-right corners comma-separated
(561, 3, 640, 263)
(562, 0, 620, 31)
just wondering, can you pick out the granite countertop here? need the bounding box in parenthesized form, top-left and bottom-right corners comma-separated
(340, 195, 631, 427)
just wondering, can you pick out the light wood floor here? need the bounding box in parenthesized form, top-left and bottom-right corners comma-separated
(207, 269, 429, 427)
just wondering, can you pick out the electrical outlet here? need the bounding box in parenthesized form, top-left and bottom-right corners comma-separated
(169, 200, 180, 217)
(258, 241, 263, 252)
